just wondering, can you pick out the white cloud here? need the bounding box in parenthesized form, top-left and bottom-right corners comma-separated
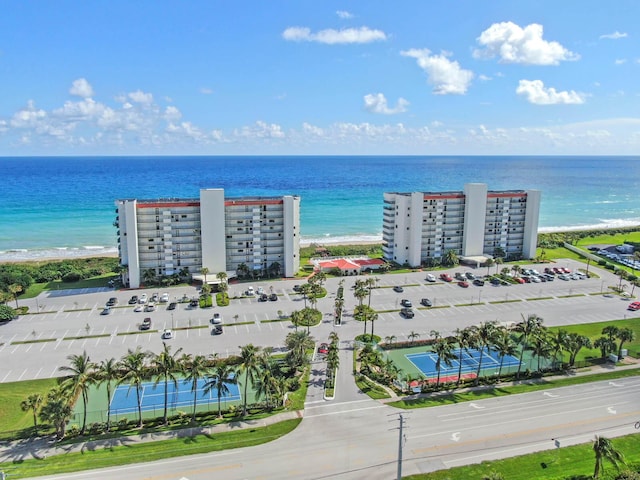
(516, 79, 585, 105)
(600, 31, 627, 40)
(474, 21, 579, 65)
(234, 121, 285, 139)
(200, 87, 213, 94)
(69, 78, 94, 98)
(282, 26, 387, 44)
(164, 106, 182, 122)
(363, 93, 409, 114)
(336, 10, 353, 19)
(614, 59, 627, 65)
(128, 90, 154, 105)
(401, 48, 473, 95)
(478, 74, 492, 81)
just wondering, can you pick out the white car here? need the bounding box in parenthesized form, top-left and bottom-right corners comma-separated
(160, 293, 169, 303)
(246, 286, 255, 296)
(211, 312, 223, 324)
(257, 286, 265, 295)
(144, 303, 155, 312)
(133, 305, 144, 312)
(161, 329, 173, 339)
(138, 294, 147, 304)
(425, 274, 436, 282)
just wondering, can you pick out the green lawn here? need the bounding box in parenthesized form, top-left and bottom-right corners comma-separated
(576, 231, 640, 246)
(0, 418, 301, 478)
(405, 432, 640, 480)
(0, 378, 58, 440)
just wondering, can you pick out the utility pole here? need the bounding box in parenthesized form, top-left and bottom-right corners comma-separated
(396, 413, 406, 480)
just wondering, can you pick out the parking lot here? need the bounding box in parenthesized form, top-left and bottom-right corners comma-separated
(0, 258, 636, 383)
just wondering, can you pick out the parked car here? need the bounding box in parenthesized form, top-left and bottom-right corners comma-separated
(144, 303, 155, 312)
(490, 277, 501, 285)
(420, 298, 432, 307)
(318, 343, 329, 355)
(133, 305, 144, 312)
(212, 325, 223, 335)
(465, 272, 476, 280)
(128, 295, 139, 305)
(138, 294, 147, 304)
(425, 274, 436, 282)
(400, 308, 414, 318)
(393, 286, 404, 293)
(293, 284, 302, 292)
(211, 313, 223, 324)
(458, 281, 469, 288)
(473, 279, 485, 286)
(246, 286, 255, 296)
(161, 329, 173, 339)
(558, 274, 570, 281)
(257, 287, 265, 295)
(454, 272, 465, 280)
(440, 273, 453, 282)
(100, 307, 111, 315)
(514, 277, 525, 284)
(151, 293, 159, 303)
(167, 302, 177, 310)
(140, 317, 152, 330)
(106, 297, 118, 307)
(401, 299, 412, 307)
(160, 293, 169, 303)
(189, 299, 199, 308)
(269, 293, 278, 301)
(259, 293, 268, 302)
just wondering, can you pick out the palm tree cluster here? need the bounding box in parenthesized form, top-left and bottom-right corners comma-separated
(324, 332, 340, 390)
(593, 325, 636, 360)
(30, 335, 312, 440)
(352, 278, 379, 341)
(357, 344, 400, 386)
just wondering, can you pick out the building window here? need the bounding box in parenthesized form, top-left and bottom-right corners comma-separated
(148, 246, 154, 250)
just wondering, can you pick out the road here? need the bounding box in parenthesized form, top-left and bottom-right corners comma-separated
(1, 258, 636, 384)
(34, 365, 640, 480)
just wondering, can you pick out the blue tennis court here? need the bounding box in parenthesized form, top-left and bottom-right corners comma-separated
(110, 378, 241, 415)
(406, 347, 520, 378)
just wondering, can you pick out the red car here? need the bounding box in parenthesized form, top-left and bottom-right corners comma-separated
(440, 273, 453, 282)
(458, 281, 469, 288)
(628, 302, 640, 312)
(318, 343, 329, 354)
(553, 267, 563, 274)
(514, 277, 525, 284)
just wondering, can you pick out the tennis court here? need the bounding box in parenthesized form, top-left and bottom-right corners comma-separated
(110, 378, 241, 415)
(406, 347, 520, 379)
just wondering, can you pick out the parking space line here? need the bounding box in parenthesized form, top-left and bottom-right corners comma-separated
(17, 369, 27, 381)
(50, 366, 58, 378)
(1, 371, 12, 383)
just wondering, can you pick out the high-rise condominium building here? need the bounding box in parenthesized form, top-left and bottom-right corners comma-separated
(115, 189, 300, 288)
(382, 183, 541, 267)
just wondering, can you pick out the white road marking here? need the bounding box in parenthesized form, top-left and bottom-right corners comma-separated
(469, 402, 485, 409)
(451, 432, 461, 442)
(305, 405, 386, 418)
(609, 381, 623, 387)
(543, 392, 559, 398)
(607, 407, 617, 414)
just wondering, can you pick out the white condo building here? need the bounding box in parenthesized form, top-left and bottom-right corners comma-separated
(382, 183, 541, 267)
(115, 189, 300, 288)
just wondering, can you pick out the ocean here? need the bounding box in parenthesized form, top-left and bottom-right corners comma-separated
(1, 156, 639, 262)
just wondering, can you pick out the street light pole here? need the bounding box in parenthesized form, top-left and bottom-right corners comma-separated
(396, 414, 406, 480)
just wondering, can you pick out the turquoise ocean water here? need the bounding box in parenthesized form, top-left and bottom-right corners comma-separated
(0, 156, 638, 261)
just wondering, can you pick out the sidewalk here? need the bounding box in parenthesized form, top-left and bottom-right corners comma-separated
(0, 410, 302, 464)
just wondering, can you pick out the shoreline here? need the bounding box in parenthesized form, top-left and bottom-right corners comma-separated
(1, 224, 639, 264)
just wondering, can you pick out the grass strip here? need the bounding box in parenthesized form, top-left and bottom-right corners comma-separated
(174, 325, 208, 331)
(387, 367, 640, 409)
(526, 297, 555, 301)
(488, 299, 522, 304)
(355, 376, 391, 400)
(62, 309, 92, 312)
(260, 318, 289, 323)
(405, 432, 640, 480)
(557, 294, 587, 298)
(11, 339, 56, 345)
(0, 419, 301, 478)
(116, 330, 158, 336)
(63, 334, 111, 340)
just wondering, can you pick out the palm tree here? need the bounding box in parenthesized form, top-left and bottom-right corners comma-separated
(21, 393, 43, 435)
(514, 314, 543, 379)
(39, 386, 72, 439)
(369, 311, 379, 339)
(566, 333, 592, 367)
(238, 344, 261, 416)
(142, 268, 157, 286)
(408, 331, 420, 345)
(530, 328, 552, 373)
(204, 361, 238, 418)
(254, 347, 278, 409)
(314, 270, 327, 286)
(470, 322, 497, 385)
(593, 435, 625, 479)
(594, 337, 616, 359)
(433, 337, 456, 387)
(59, 351, 95, 435)
(442, 249, 459, 267)
(333, 296, 344, 324)
(366, 277, 376, 307)
(290, 309, 302, 332)
(485, 258, 495, 275)
(94, 357, 119, 432)
(494, 257, 503, 274)
(326, 342, 340, 383)
(182, 354, 209, 423)
(150, 342, 184, 425)
(550, 329, 569, 370)
(285, 330, 314, 371)
(200, 266, 209, 284)
(119, 347, 148, 428)
(385, 335, 397, 346)
(455, 327, 474, 385)
(493, 327, 517, 381)
(616, 327, 635, 357)
(602, 325, 620, 342)
(511, 264, 522, 278)
(8, 283, 22, 308)
(299, 283, 312, 309)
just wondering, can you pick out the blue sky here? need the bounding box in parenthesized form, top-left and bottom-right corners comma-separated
(1, 1, 639, 155)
